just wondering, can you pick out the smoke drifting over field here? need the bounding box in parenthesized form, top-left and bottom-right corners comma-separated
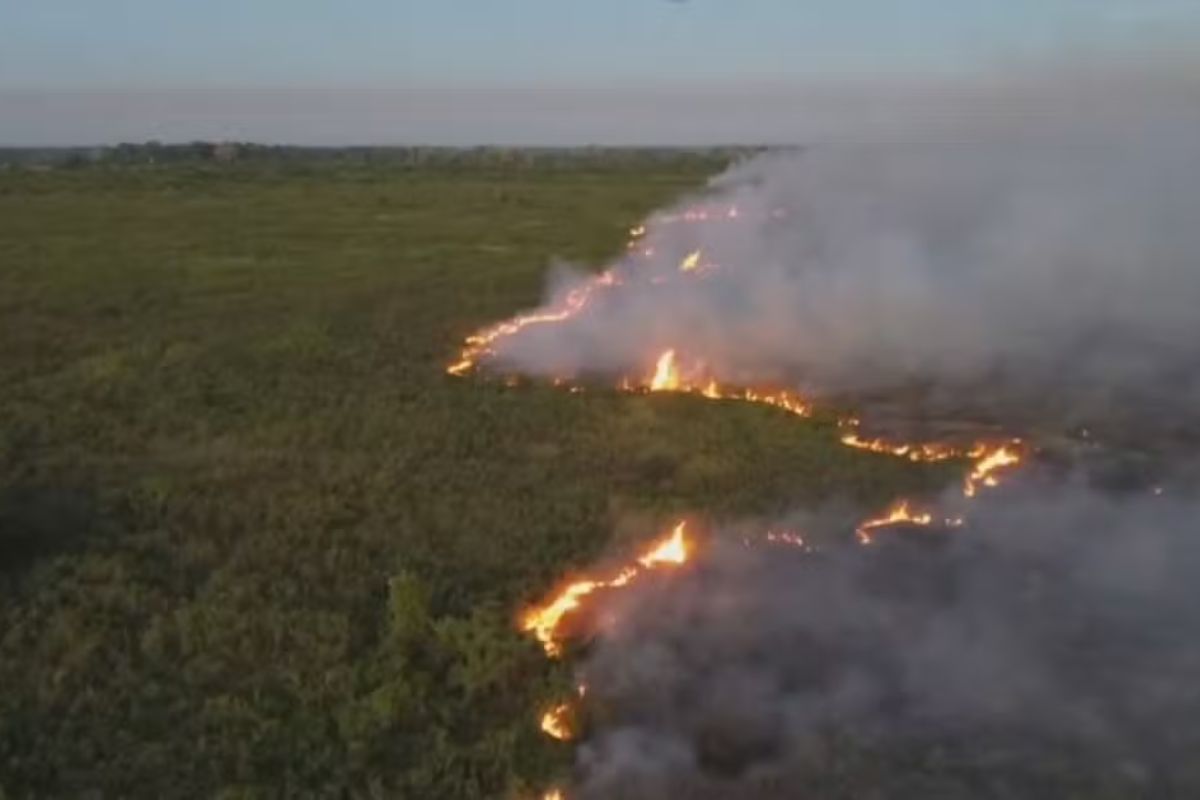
(484, 62, 1200, 435)
(572, 480, 1200, 798)
(448, 58, 1200, 798)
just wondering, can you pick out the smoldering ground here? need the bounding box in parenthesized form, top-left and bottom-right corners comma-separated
(568, 477, 1200, 799)
(482, 59, 1200, 442)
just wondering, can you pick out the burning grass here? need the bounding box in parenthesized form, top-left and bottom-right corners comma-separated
(1, 154, 1136, 800)
(0, 155, 958, 799)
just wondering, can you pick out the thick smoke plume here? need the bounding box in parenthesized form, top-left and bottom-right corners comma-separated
(476, 57, 1200, 799)
(572, 479, 1200, 798)
(470, 57, 1200, 797)
(485, 61, 1200, 438)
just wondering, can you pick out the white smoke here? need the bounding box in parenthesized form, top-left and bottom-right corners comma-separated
(571, 477, 1200, 798)
(484, 59, 1200, 436)
(480, 56, 1200, 797)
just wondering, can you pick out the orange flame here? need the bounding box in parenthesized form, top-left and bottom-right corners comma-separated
(856, 500, 934, 544)
(840, 431, 1024, 497)
(639, 348, 813, 418)
(444, 202, 1038, 762)
(446, 271, 619, 377)
(521, 522, 691, 657)
(840, 433, 958, 463)
(540, 703, 574, 741)
(447, 202, 744, 376)
(963, 443, 1023, 497)
(649, 349, 681, 391)
(638, 521, 689, 567)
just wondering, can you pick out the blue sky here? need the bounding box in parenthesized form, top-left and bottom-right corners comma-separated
(1, 1, 1197, 143)
(4, 0, 1197, 88)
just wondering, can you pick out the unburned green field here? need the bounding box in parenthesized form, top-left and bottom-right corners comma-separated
(0, 161, 950, 797)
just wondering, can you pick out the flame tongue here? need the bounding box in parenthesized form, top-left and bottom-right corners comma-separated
(640, 348, 813, 418)
(856, 500, 935, 544)
(540, 703, 573, 741)
(446, 271, 619, 377)
(650, 349, 681, 392)
(840, 433, 958, 463)
(964, 443, 1023, 497)
(521, 522, 691, 658)
(637, 521, 689, 567)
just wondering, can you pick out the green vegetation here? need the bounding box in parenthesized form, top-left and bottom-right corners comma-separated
(0, 157, 949, 797)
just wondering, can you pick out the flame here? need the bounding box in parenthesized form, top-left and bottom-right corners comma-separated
(963, 443, 1022, 497)
(737, 387, 812, 417)
(521, 522, 691, 657)
(543, 791, 565, 800)
(638, 521, 689, 566)
(840, 433, 958, 463)
(446, 203, 746, 378)
(840, 431, 1024, 497)
(649, 349, 681, 391)
(446, 271, 619, 377)
(435, 199, 1051, 789)
(540, 703, 574, 741)
(855, 500, 934, 544)
(640, 348, 812, 418)
(444, 205, 1039, 759)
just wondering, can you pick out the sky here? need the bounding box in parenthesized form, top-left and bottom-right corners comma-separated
(1, 0, 1198, 145)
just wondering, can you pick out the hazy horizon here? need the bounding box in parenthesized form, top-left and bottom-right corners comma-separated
(3, 1, 1199, 146)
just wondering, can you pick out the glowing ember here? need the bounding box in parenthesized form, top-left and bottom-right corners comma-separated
(766, 531, 808, 549)
(543, 791, 565, 800)
(679, 250, 702, 272)
(520, 522, 691, 657)
(653, 205, 741, 225)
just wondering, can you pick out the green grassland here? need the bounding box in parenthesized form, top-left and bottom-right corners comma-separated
(0, 159, 955, 797)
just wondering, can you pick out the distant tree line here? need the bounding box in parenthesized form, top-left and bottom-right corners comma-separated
(0, 142, 769, 171)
